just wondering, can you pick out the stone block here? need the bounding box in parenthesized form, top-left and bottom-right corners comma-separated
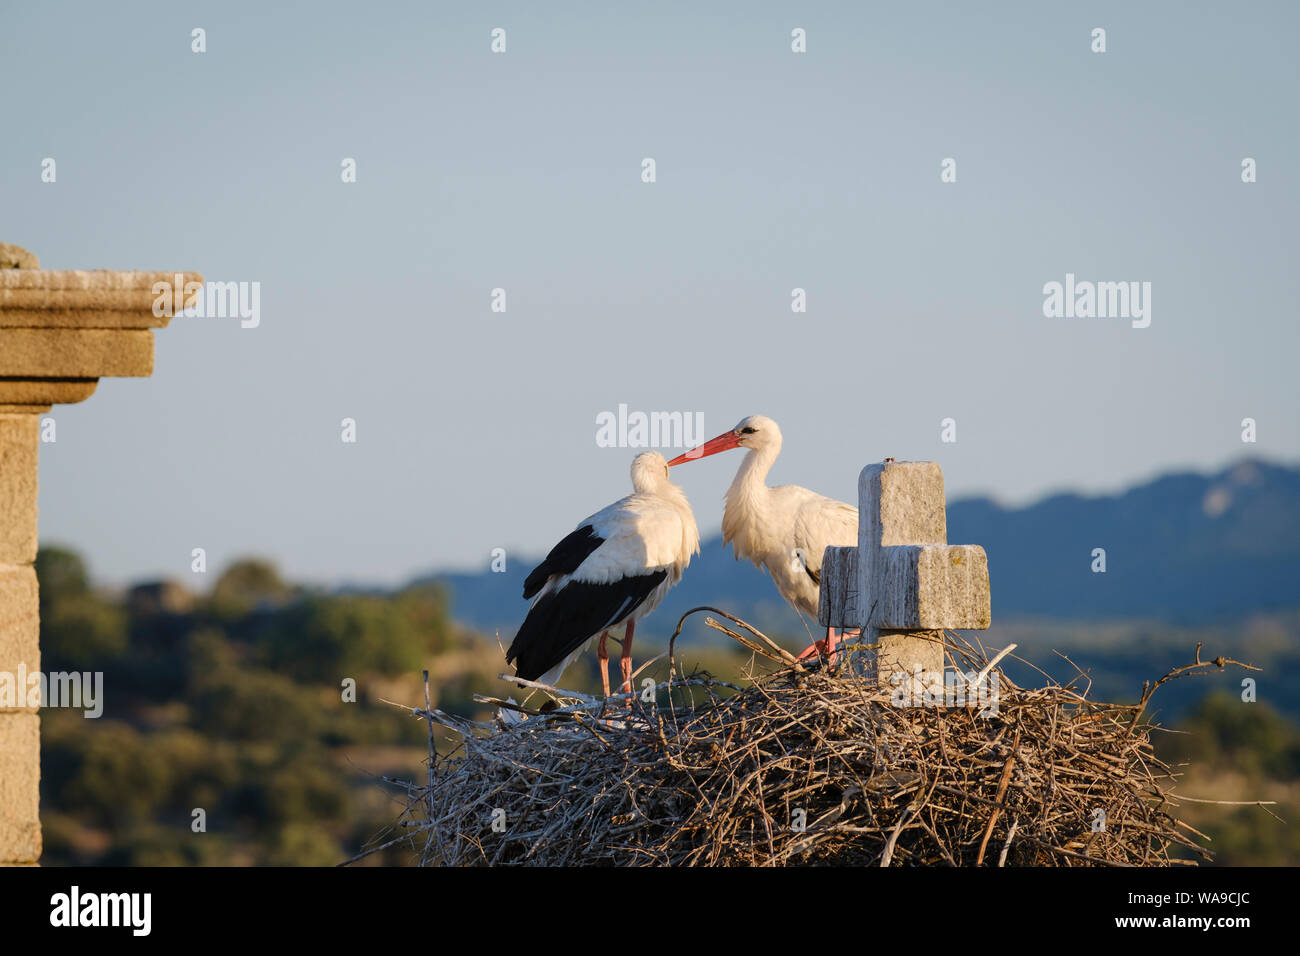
(0, 415, 38, 565)
(0, 713, 40, 864)
(0, 329, 154, 377)
(0, 566, 39, 712)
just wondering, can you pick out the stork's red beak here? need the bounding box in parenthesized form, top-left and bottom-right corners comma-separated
(667, 430, 742, 466)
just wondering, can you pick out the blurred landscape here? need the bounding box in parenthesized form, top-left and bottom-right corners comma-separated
(39, 457, 1300, 865)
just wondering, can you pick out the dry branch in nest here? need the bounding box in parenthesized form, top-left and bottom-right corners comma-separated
(367, 614, 1264, 867)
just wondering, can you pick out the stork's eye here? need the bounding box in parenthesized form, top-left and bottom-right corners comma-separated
(739, 426, 757, 435)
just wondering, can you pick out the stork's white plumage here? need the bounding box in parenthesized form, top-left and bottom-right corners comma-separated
(668, 415, 858, 660)
(506, 451, 699, 697)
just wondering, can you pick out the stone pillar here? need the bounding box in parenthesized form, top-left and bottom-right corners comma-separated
(0, 410, 40, 864)
(0, 244, 200, 864)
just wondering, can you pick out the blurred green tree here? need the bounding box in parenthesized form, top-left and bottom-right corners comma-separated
(35, 546, 90, 612)
(1161, 691, 1300, 779)
(256, 588, 450, 683)
(35, 547, 128, 669)
(211, 558, 292, 616)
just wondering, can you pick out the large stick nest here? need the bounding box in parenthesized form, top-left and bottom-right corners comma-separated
(384, 618, 1255, 867)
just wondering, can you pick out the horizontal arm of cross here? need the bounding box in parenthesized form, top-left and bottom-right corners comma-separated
(819, 544, 990, 630)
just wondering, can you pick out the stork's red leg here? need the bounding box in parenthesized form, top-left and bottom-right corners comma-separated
(835, 628, 861, 668)
(619, 620, 636, 696)
(795, 632, 823, 662)
(597, 630, 611, 697)
(796, 627, 839, 664)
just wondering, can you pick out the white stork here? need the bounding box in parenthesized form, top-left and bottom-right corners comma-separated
(667, 415, 859, 662)
(506, 451, 699, 698)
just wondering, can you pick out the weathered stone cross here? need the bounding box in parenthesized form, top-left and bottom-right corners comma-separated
(818, 460, 990, 699)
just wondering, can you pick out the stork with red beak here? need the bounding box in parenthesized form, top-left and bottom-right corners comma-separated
(507, 451, 699, 698)
(667, 415, 859, 662)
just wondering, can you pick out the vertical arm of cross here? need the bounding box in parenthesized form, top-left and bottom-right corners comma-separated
(854, 461, 990, 703)
(858, 462, 947, 696)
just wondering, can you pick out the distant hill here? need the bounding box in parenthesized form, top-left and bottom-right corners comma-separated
(419, 458, 1300, 638)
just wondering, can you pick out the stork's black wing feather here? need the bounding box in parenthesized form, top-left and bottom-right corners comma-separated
(507, 571, 668, 681)
(522, 524, 605, 599)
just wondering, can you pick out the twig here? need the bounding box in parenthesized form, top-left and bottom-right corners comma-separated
(975, 727, 1020, 865)
(997, 818, 1019, 867)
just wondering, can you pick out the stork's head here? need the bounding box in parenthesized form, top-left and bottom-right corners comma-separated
(667, 414, 782, 465)
(630, 450, 672, 492)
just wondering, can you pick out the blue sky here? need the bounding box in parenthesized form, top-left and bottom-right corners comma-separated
(3, 1, 1297, 586)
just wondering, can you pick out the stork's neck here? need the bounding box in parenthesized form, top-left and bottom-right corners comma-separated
(725, 443, 781, 532)
(731, 442, 778, 497)
(722, 443, 782, 561)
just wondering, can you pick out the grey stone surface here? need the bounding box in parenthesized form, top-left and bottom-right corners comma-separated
(817, 546, 857, 627)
